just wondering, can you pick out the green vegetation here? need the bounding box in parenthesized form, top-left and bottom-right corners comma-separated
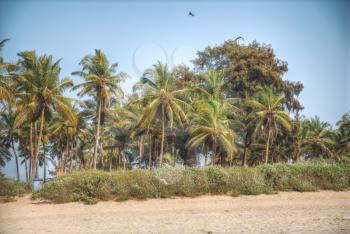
(0, 37, 349, 190)
(33, 162, 350, 204)
(0, 172, 29, 201)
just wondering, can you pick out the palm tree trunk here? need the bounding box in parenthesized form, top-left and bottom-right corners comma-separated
(139, 136, 144, 168)
(29, 155, 32, 180)
(118, 148, 122, 169)
(29, 123, 34, 179)
(148, 134, 152, 169)
(69, 158, 72, 173)
(93, 100, 102, 170)
(109, 150, 113, 172)
(65, 141, 70, 173)
(242, 135, 249, 166)
(34, 109, 45, 178)
(155, 139, 158, 167)
(43, 143, 46, 183)
(219, 147, 223, 166)
(11, 140, 20, 180)
(172, 133, 175, 156)
(24, 153, 29, 182)
(242, 146, 248, 166)
(159, 104, 165, 167)
(62, 139, 69, 173)
(122, 151, 125, 169)
(33, 122, 37, 178)
(212, 141, 216, 166)
(265, 131, 271, 165)
(204, 145, 208, 166)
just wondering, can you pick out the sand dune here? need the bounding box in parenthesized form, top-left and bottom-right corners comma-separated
(1, 191, 349, 234)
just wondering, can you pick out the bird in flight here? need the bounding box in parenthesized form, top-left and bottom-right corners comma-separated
(188, 11, 195, 17)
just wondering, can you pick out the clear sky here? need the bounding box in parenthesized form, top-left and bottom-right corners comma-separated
(0, 0, 349, 179)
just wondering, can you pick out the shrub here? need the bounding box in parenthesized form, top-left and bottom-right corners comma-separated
(205, 166, 229, 193)
(33, 162, 350, 204)
(0, 173, 29, 201)
(226, 167, 274, 195)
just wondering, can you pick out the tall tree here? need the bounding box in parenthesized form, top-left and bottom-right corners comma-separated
(72, 49, 126, 169)
(186, 100, 236, 165)
(301, 116, 334, 159)
(135, 62, 190, 167)
(0, 39, 17, 107)
(15, 51, 76, 177)
(193, 39, 303, 112)
(0, 111, 21, 180)
(333, 112, 350, 160)
(246, 87, 292, 164)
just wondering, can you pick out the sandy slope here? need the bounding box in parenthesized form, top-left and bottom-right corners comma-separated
(0, 191, 349, 234)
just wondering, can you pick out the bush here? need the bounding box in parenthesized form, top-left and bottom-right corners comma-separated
(33, 162, 350, 204)
(0, 173, 29, 202)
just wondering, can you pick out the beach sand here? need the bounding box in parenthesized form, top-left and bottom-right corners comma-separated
(1, 190, 349, 234)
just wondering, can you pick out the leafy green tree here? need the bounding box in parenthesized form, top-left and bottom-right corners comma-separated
(193, 39, 303, 112)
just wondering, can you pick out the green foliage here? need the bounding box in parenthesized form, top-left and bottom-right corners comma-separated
(0, 173, 29, 201)
(34, 162, 350, 204)
(1, 37, 350, 183)
(259, 162, 349, 192)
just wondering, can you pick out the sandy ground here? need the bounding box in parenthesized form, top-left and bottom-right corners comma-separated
(0, 191, 349, 234)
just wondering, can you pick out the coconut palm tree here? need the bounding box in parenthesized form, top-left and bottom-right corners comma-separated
(49, 115, 78, 174)
(333, 112, 350, 160)
(195, 70, 227, 102)
(0, 39, 17, 106)
(0, 113, 12, 167)
(72, 49, 126, 170)
(331, 129, 350, 160)
(186, 100, 236, 165)
(0, 110, 21, 180)
(245, 86, 292, 164)
(194, 70, 240, 115)
(15, 51, 76, 177)
(300, 116, 334, 159)
(135, 62, 190, 166)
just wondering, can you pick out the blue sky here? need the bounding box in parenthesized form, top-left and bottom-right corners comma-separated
(0, 0, 349, 179)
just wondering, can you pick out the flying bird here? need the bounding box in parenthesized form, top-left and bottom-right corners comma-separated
(188, 11, 195, 17)
(234, 36, 244, 42)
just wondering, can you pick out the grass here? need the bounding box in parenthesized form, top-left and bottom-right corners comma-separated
(33, 162, 350, 204)
(0, 172, 30, 202)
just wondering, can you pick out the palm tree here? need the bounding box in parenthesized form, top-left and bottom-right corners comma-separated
(194, 69, 240, 114)
(49, 115, 78, 174)
(333, 112, 350, 160)
(186, 100, 236, 165)
(15, 51, 76, 178)
(0, 114, 12, 167)
(72, 49, 126, 170)
(245, 87, 292, 164)
(0, 39, 17, 106)
(332, 129, 349, 160)
(301, 116, 334, 159)
(0, 110, 21, 180)
(195, 70, 226, 102)
(135, 62, 190, 166)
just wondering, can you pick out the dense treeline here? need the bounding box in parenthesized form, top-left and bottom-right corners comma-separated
(0, 38, 349, 182)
